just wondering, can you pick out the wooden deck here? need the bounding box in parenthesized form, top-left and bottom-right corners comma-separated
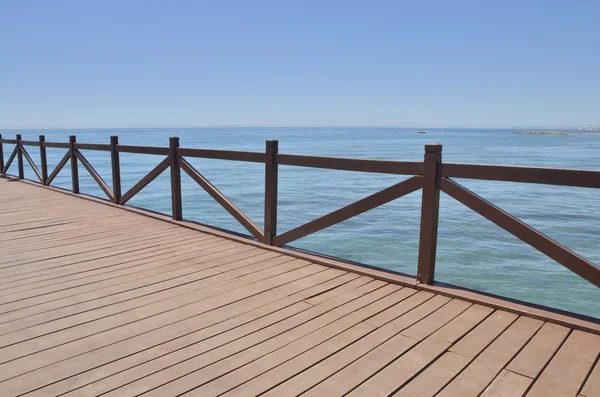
(0, 179, 598, 397)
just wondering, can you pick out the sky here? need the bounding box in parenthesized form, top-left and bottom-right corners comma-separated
(0, 0, 599, 129)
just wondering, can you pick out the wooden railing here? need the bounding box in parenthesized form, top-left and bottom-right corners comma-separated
(1, 133, 599, 291)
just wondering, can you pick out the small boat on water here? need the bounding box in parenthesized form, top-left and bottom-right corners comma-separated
(417, 129, 426, 134)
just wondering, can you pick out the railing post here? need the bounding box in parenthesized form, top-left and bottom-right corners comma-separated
(39, 135, 48, 185)
(16, 134, 24, 179)
(0, 133, 4, 175)
(110, 136, 121, 204)
(264, 139, 279, 244)
(417, 143, 442, 284)
(169, 136, 182, 220)
(69, 135, 79, 193)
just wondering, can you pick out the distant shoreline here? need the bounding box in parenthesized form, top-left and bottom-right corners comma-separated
(517, 130, 600, 136)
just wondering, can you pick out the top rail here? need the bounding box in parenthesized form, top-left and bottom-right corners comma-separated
(20, 140, 41, 146)
(178, 148, 264, 163)
(443, 163, 600, 189)
(277, 154, 424, 175)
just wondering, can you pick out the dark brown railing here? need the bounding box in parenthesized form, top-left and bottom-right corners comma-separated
(1, 133, 599, 290)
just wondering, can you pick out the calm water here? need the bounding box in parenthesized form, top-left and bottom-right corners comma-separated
(3, 127, 599, 318)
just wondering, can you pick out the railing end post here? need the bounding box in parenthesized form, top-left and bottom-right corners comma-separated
(0, 133, 3, 175)
(69, 135, 79, 193)
(169, 136, 182, 221)
(417, 142, 443, 285)
(39, 135, 48, 184)
(264, 139, 279, 245)
(16, 134, 24, 179)
(110, 136, 121, 203)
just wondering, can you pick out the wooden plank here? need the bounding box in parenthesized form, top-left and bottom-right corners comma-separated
(9, 277, 384, 396)
(443, 162, 600, 189)
(43, 141, 69, 148)
(302, 296, 453, 397)
(273, 176, 423, 246)
(399, 299, 471, 340)
(0, 245, 266, 334)
(0, 230, 197, 281)
(103, 282, 393, 397)
(222, 323, 376, 397)
(29, 271, 358, 397)
(429, 304, 494, 343)
(581, 358, 600, 397)
(0, 231, 210, 284)
(449, 310, 518, 358)
(437, 316, 543, 397)
(261, 322, 403, 397)
(116, 144, 170, 155)
(178, 147, 264, 163)
(139, 284, 402, 397)
(364, 290, 434, 327)
(0, 260, 317, 385)
(0, 243, 254, 326)
(18, 140, 40, 146)
(507, 322, 571, 378)
(480, 370, 533, 397)
(392, 352, 470, 397)
(277, 153, 424, 175)
(393, 306, 495, 397)
(0, 240, 245, 315)
(180, 157, 263, 240)
(0, 254, 295, 357)
(118, 157, 170, 205)
(346, 337, 451, 397)
(303, 331, 419, 396)
(74, 143, 111, 151)
(527, 331, 600, 397)
(441, 177, 600, 288)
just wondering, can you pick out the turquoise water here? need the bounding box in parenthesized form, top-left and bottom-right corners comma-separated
(2, 127, 599, 318)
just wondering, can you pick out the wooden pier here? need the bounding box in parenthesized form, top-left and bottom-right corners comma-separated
(0, 135, 599, 396)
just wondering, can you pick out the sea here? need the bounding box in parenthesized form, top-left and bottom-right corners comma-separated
(2, 127, 599, 318)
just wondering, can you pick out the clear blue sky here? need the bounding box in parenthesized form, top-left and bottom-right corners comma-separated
(1, 0, 598, 129)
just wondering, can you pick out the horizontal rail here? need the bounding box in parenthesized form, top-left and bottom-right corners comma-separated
(117, 145, 170, 155)
(43, 142, 70, 149)
(441, 177, 600, 289)
(1, 139, 17, 144)
(75, 143, 111, 151)
(443, 163, 600, 189)
(178, 148, 264, 163)
(20, 140, 40, 146)
(277, 154, 424, 175)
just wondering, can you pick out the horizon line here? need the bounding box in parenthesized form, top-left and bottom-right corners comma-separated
(0, 125, 587, 131)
